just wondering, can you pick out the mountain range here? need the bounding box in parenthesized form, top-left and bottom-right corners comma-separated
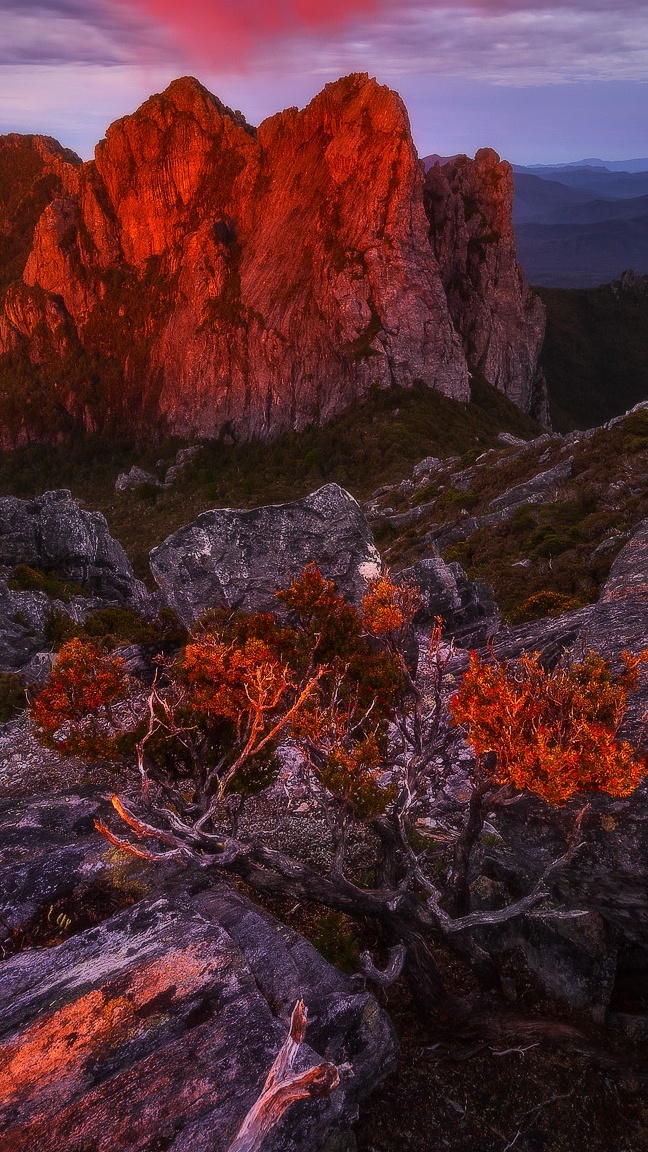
(511, 160, 648, 287)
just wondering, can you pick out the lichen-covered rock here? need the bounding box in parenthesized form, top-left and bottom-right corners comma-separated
(0, 580, 89, 671)
(0, 489, 148, 604)
(486, 605, 595, 668)
(150, 483, 381, 626)
(0, 490, 153, 672)
(574, 516, 648, 737)
(487, 456, 573, 514)
(0, 791, 397, 1152)
(115, 466, 161, 493)
(398, 556, 498, 648)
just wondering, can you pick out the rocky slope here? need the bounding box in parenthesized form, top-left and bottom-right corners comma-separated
(1, 406, 648, 1149)
(0, 74, 544, 446)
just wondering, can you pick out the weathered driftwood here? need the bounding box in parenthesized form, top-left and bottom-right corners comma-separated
(227, 1000, 349, 1152)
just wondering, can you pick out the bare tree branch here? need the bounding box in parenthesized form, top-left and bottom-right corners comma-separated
(359, 944, 407, 987)
(227, 1000, 348, 1152)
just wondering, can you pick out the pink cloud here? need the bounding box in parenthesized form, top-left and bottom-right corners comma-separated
(131, 0, 385, 64)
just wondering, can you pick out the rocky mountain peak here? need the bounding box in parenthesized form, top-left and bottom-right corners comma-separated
(0, 75, 545, 447)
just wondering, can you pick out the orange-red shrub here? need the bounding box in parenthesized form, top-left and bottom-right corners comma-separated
(451, 648, 648, 805)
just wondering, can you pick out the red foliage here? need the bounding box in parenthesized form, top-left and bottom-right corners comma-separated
(362, 575, 421, 638)
(30, 638, 129, 760)
(451, 648, 648, 805)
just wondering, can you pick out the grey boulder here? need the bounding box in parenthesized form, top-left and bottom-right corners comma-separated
(150, 483, 382, 626)
(399, 556, 498, 648)
(0, 489, 147, 605)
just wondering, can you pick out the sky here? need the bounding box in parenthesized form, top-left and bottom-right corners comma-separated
(0, 0, 646, 165)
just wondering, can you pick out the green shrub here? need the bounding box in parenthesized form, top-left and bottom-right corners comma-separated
(508, 590, 585, 624)
(524, 524, 582, 559)
(511, 505, 535, 533)
(7, 564, 89, 602)
(0, 672, 26, 722)
(414, 481, 440, 504)
(444, 487, 479, 511)
(82, 607, 160, 645)
(622, 409, 648, 452)
(312, 911, 361, 974)
(44, 609, 82, 648)
(133, 481, 160, 503)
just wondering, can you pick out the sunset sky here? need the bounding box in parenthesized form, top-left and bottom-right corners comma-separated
(0, 0, 646, 165)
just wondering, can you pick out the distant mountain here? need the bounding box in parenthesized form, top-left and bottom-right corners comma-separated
(421, 153, 458, 171)
(512, 161, 648, 286)
(513, 172, 599, 225)
(515, 216, 648, 289)
(513, 164, 648, 200)
(528, 157, 648, 174)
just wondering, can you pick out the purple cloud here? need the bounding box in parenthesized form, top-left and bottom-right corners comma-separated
(0, 0, 172, 66)
(1, 1, 647, 81)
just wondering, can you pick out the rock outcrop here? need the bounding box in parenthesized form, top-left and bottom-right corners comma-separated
(0, 489, 147, 603)
(0, 489, 151, 671)
(150, 483, 380, 625)
(0, 74, 544, 446)
(425, 149, 547, 421)
(398, 556, 498, 647)
(0, 790, 397, 1152)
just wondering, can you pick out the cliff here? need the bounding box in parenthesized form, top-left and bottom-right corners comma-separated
(0, 75, 544, 446)
(425, 149, 546, 421)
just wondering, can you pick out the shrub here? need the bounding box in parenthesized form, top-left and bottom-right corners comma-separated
(7, 564, 89, 602)
(82, 607, 160, 646)
(508, 590, 585, 624)
(451, 648, 648, 805)
(44, 609, 81, 649)
(0, 672, 26, 722)
(29, 566, 648, 1040)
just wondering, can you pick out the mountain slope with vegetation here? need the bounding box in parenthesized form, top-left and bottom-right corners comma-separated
(539, 273, 648, 430)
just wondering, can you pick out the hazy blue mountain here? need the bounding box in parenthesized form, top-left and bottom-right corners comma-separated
(513, 173, 600, 225)
(512, 160, 648, 285)
(421, 153, 458, 171)
(516, 215, 648, 288)
(530, 157, 648, 174)
(513, 165, 648, 200)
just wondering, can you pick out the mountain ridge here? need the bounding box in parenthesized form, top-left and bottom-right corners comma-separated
(0, 75, 545, 447)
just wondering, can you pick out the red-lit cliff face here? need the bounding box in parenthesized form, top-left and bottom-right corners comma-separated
(0, 76, 544, 446)
(425, 149, 546, 420)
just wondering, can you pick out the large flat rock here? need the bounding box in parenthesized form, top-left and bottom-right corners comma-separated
(0, 791, 397, 1152)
